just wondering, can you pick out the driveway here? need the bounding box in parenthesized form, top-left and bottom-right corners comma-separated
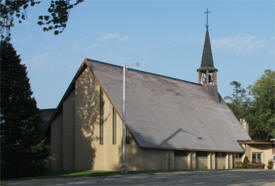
(2, 170, 275, 186)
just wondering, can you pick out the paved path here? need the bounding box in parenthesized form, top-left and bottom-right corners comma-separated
(2, 170, 275, 186)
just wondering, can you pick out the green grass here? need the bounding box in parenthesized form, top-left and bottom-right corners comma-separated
(5, 169, 202, 180)
(4, 168, 264, 181)
(21, 170, 121, 179)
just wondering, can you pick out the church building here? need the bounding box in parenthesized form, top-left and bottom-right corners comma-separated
(47, 16, 251, 172)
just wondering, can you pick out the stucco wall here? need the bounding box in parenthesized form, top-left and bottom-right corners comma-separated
(126, 133, 143, 171)
(196, 155, 208, 169)
(51, 113, 62, 171)
(74, 67, 122, 171)
(191, 152, 196, 169)
(210, 153, 216, 169)
(143, 149, 170, 170)
(126, 133, 172, 171)
(216, 153, 226, 169)
(51, 65, 238, 172)
(74, 67, 98, 170)
(61, 92, 75, 171)
(96, 92, 122, 170)
(174, 155, 188, 170)
(247, 144, 273, 169)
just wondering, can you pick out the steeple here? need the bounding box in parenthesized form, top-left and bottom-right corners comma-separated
(197, 8, 218, 86)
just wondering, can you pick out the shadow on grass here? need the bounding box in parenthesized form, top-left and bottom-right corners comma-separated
(5, 168, 268, 181)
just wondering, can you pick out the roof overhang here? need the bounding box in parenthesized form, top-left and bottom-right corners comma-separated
(238, 140, 275, 145)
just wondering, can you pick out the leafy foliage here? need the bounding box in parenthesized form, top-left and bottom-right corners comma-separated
(225, 81, 251, 120)
(225, 70, 275, 140)
(248, 70, 275, 140)
(242, 156, 249, 168)
(0, 0, 83, 40)
(267, 160, 273, 169)
(0, 41, 50, 178)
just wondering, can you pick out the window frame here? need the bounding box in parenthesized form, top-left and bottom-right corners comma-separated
(112, 107, 116, 145)
(252, 152, 262, 163)
(99, 87, 103, 145)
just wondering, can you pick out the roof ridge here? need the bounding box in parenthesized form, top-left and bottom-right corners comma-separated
(85, 58, 201, 86)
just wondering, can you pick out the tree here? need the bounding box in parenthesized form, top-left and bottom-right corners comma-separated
(248, 70, 275, 140)
(0, 0, 83, 40)
(0, 41, 50, 178)
(225, 70, 275, 140)
(224, 81, 251, 121)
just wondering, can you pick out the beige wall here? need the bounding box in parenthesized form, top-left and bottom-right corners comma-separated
(174, 155, 188, 170)
(95, 91, 123, 170)
(51, 67, 124, 171)
(51, 113, 62, 171)
(246, 144, 273, 169)
(210, 153, 216, 169)
(74, 67, 99, 170)
(126, 133, 143, 171)
(126, 132, 172, 171)
(227, 153, 233, 169)
(74, 67, 123, 171)
(143, 149, 171, 170)
(216, 153, 226, 169)
(62, 92, 75, 171)
(51, 65, 238, 172)
(196, 155, 208, 169)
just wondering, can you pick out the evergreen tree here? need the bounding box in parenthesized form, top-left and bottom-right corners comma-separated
(0, 41, 50, 178)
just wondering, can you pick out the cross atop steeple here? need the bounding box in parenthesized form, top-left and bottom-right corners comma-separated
(204, 8, 211, 29)
(197, 8, 218, 87)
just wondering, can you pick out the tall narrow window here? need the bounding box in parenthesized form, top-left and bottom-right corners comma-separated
(112, 107, 116, 144)
(99, 87, 103, 145)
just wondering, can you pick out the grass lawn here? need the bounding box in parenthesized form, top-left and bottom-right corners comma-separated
(5, 168, 265, 181)
(6, 169, 192, 180)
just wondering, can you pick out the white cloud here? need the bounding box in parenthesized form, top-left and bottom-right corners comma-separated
(23, 53, 56, 72)
(212, 34, 271, 53)
(72, 33, 130, 52)
(101, 33, 130, 42)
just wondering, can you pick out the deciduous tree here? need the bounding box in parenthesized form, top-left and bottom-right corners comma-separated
(225, 70, 275, 140)
(248, 70, 275, 140)
(0, 0, 83, 40)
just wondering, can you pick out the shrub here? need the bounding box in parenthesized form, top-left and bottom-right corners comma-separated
(242, 156, 249, 168)
(267, 160, 273, 169)
(234, 161, 243, 168)
(247, 162, 265, 169)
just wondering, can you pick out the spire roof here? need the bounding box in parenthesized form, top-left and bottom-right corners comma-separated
(197, 28, 217, 72)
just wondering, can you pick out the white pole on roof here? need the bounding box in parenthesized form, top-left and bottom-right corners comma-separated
(121, 62, 139, 174)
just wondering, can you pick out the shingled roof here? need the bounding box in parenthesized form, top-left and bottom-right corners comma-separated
(197, 28, 218, 72)
(86, 59, 250, 152)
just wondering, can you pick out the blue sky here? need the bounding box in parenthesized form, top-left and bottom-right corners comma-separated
(11, 0, 274, 109)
